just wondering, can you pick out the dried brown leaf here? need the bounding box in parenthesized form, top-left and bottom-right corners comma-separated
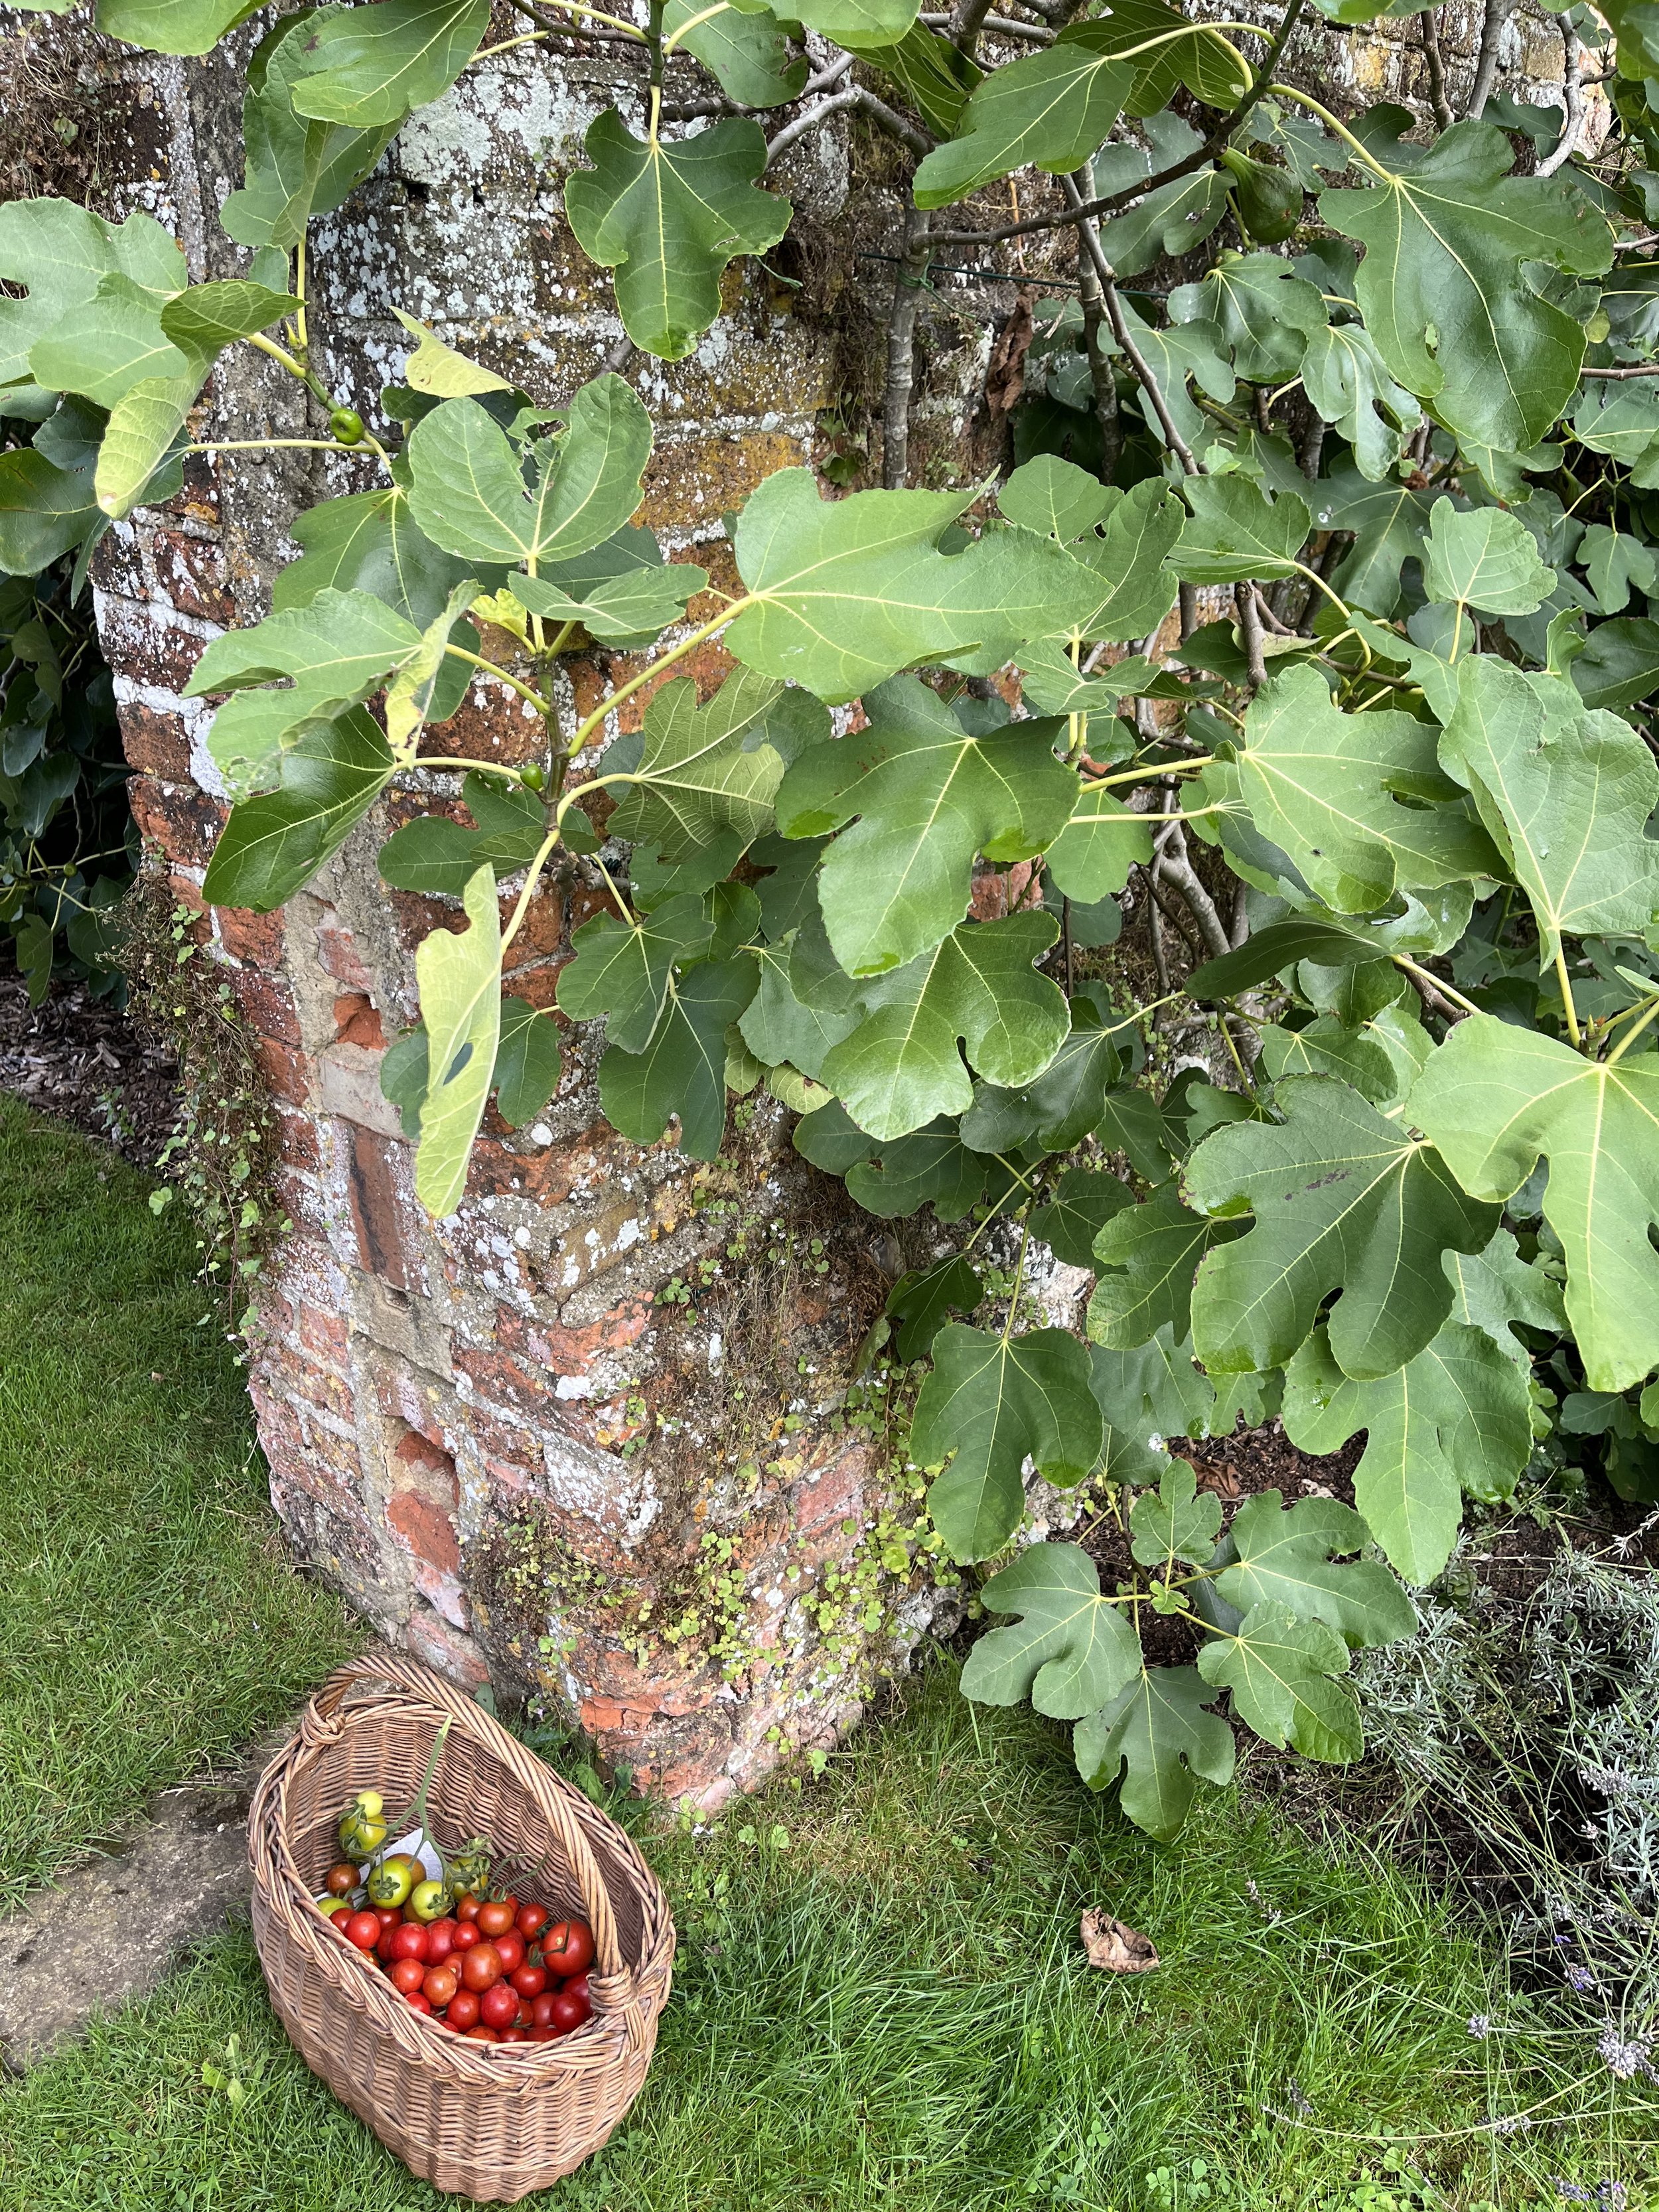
(1080, 1907, 1159, 1972)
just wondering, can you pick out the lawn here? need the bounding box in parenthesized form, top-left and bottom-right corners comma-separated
(0, 1095, 360, 1907)
(0, 1098, 1651, 2210)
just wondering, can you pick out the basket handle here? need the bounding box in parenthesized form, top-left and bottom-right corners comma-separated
(305, 1646, 630, 1984)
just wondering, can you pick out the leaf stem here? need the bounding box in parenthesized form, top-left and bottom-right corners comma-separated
(1553, 941, 1583, 1049)
(293, 235, 309, 355)
(562, 595, 759, 763)
(1391, 953, 1482, 1019)
(1603, 993, 1659, 1065)
(1266, 84, 1396, 181)
(185, 438, 368, 457)
(1088, 757, 1214, 788)
(443, 641, 555, 714)
(398, 755, 530, 782)
(660, 0, 730, 52)
(1001, 1215, 1033, 1344)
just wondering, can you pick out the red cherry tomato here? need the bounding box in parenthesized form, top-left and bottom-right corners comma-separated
(479, 1982, 518, 2031)
(476, 1899, 515, 1940)
(510, 1962, 547, 2000)
(460, 1942, 503, 1992)
(528, 2026, 559, 2041)
(389, 1923, 429, 1962)
(542, 1921, 595, 1978)
(405, 1991, 433, 2016)
(424, 1919, 457, 1963)
(325, 1862, 360, 1897)
(496, 1895, 520, 1923)
(375, 1922, 401, 1962)
(493, 1930, 525, 1976)
(516, 1902, 551, 1941)
(500, 2028, 528, 2043)
(450, 1921, 480, 1951)
(374, 1906, 403, 1929)
(563, 1972, 590, 2008)
(549, 1986, 590, 2033)
(455, 1894, 482, 1924)
(447, 1988, 480, 2029)
(343, 1911, 382, 1951)
(423, 1964, 460, 2008)
(463, 2025, 500, 2043)
(390, 1956, 427, 1994)
(531, 1990, 559, 2028)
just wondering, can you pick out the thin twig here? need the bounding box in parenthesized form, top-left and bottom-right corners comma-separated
(883, 203, 934, 488)
(1419, 9, 1453, 132)
(1580, 364, 1659, 379)
(1537, 11, 1586, 177)
(766, 84, 863, 164)
(1070, 165, 1122, 480)
(1061, 175, 1200, 476)
(1465, 0, 1512, 119)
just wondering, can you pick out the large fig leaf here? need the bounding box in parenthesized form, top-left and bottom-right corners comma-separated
(202, 709, 396, 913)
(413, 861, 502, 1218)
(775, 676, 1077, 975)
(1088, 1185, 1242, 1350)
(1074, 1668, 1235, 1840)
(960, 1542, 1141, 1718)
(1213, 1490, 1415, 1647)
(597, 956, 759, 1159)
(727, 471, 1099, 703)
(407, 379, 650, 568)
(1196, 1602, 1360, 1761)
(1318, 117, 1612, 458)
(819, 913, 1070, 1140)
(912, 1323, 1104, 1560)
(1437, 656, 1659, 965)
(564, 113, 790, 362)
(1186, 1073, 1500, 1379)
(912, 30, 1137, 210)
(284, 0, 490, 128)
(1283, 1319, 1531, 1584)
(1410, 1015, 1659, 1393)
(1230, 664, 1500, 913)
(608, 666, 788, 863)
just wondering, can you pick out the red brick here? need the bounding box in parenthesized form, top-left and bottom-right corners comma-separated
(387, 1487, 461, 1578)
(253, 1036, 312, 1105)
(128, 776, 226, 870)
(332, 992, 386, 1049)
(297, 1303, 351, 1364)
(275, 1112, 321, 1173)
(314, 914, 373, 992)
(232, 968, 302, 1047)
(116, 698, 192, 779)
(152, 526, 236, 624)
(453, 1343, 555, 1418)
(420, 673, 544, 765)
(344, 1122, 413, 1290)
(217, 903, 285, 969)
(100, 609, 208, 696)
(497, 883, 563, 964)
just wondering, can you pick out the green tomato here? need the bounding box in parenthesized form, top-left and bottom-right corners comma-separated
(408, 1878, 453, 1923)
(367, 1853, 419, 1908)
(330, 407, 366, 447)
(340, 1813, 387, 1864)
(315, 1895, 352, 1919)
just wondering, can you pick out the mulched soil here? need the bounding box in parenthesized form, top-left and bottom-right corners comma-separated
(1078, 1418, 1367, 1668)
(0, 969, 179, 1168)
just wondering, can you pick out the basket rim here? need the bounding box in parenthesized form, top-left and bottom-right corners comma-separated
(250, 1648, 674, 2083)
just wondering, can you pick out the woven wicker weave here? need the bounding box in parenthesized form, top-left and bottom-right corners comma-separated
(249, 1647, 674, 2201)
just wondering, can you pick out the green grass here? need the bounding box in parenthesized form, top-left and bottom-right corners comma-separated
(1, 1095, 1652, 2209)
(3, 1673, 1653, 2211)
(0, 1095, 360, 1906)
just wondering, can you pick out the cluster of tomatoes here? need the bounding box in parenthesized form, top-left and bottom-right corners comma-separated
(319, 1877, 597, 2045)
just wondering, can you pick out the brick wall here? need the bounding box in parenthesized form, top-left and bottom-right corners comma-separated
(58, 1, 1580, 1806)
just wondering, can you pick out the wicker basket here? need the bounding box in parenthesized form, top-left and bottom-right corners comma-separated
(249, 1647, 675, 2201)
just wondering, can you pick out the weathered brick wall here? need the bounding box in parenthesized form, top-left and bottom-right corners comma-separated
(37, 0, 1582, 1807)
